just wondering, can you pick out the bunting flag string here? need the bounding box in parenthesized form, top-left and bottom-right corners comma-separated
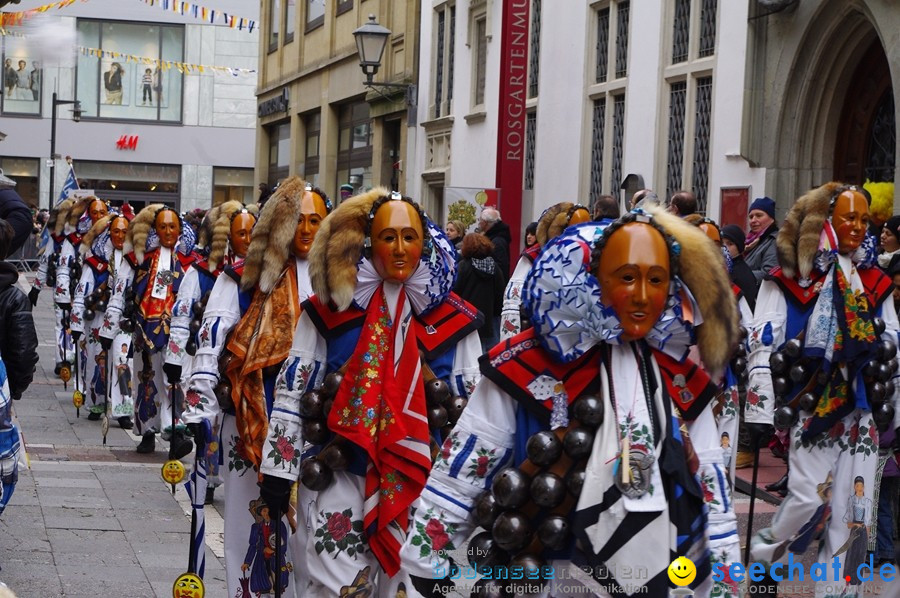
(0, 0, 88, 28)
(0, 28, 256, 76)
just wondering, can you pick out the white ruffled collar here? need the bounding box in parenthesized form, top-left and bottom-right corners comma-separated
(352, 258, 438, 316)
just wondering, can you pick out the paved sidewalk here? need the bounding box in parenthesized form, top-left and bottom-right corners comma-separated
(0, 276, 226, 598)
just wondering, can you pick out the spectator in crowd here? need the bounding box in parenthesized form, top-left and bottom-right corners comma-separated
(0, 170, 40, 255)
(453, 233, 505, 353)
(744, 196, 779, 283)
(524, 221, 538, 248)
(257, 182, 273, 207)
(721, 224, 758, 311)
(877, 215, 900, 273)
(630, 189, 659, 210)
(592, 194, 620, 221)
(444, 219, 465, 252)
(668, 190, 697, 217)
(478, 207, 511, 281)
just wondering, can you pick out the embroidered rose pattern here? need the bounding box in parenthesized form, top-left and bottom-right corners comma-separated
(228, 434, 254, 475)
(436, 432, 461, 467)
(466, 447, 498, 480)
(266, 424, 300, 472)
(185, 389, 202, 409)
(410, 508, 458, 558)
(710, 549, 740, 597)
(314, 508, 365, 559)
(700, 471, 719, 507)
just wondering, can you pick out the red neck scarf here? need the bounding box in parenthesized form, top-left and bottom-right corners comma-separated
(327, 286, 432, 576)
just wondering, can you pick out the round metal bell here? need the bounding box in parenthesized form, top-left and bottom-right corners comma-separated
(733, 343, 747, 359)
(783, 339, 802, 359)
(425, 379, 452, 407)
(890, 359, 899, 375)
(322, 397, 334, 417)
(428, 405, 449, 428)
(774, 405, 798, 431)
(798, 392, 818, 413)
(536, 515, 570, 551)
(192, 301, 205, 317)
(507, 554, 546, 593)
(185, 340, 197, 356)
(571, 395, 604, 428)
(869, 381, 887, 403)
(84, 308, 96, 321)
(525, 431, 563, 467)
(565, 467, 586, 497)
(300, 418, 329, 445)
(874, 317, 886, 336)
(739, 326, 748, 340)
(299, 457, 333, 491)
(189, 319, 202, 334)
(864, 361, 879, 379)
(529, 471, 566, 509)
(299, 390, 325, 419)
(772, 376, 790, 398)
(320, 372, 344, 398)
(467, 531, 510, 572)
(788, 363, 807, 384)
(214, 382, 232, 406)
(877, 340, 898, 361)
(445, 396, 468, 424)
(95, 300, 108, 313)
(886, 381, 896, 397)
(769, 352, 787, 375)
(875, 363, 892, 383)
(873, 403, 896, 431)
(732, 357, 748, 375)
(120, 319, 135, 333)
(491, 511, 533, 553)
(320, 442, 352, 471)
(472, 491, 501, 530)
(562, 427, 594, 460)
(490, 468, 530, 509)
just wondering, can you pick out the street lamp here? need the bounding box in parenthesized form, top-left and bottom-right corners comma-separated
(49, 92, 82, 208)
(352, 15, 414, 103)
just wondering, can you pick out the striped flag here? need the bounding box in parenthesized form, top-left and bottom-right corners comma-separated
(56, 163, 79, 206)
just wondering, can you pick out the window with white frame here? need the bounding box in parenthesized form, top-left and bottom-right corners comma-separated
(527, 0, 541, 99)
(663, 0, 716, 212)
(524, 111, 537, 189)
(269, 0, 281, 51)
(587, 1, 628, 204)
(469, 0, 488, 111)
(431, 3, 456, 120)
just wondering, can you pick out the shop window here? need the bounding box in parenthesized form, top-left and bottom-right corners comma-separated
(432, 4, 456, 119)
(268, 121, 291, 187)
(336, 101, 372, 198)
(1, 36, 42, 116)
(0, 158, 39, 207)
(307, 0, 325, 31)
(285, 0, 296, 44)
(269, 0, 281, 51)
(527, 0, 540, 99)
(303, 111, 321, 185)
(336, 0, 352, 16)
(213, 167, 254, 206)
(76, 20, 184, 123)
(75, 160, 180, 212)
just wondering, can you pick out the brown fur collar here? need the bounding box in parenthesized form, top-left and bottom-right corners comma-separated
(241, 176, 306, 293)
(536, 202, 575, 247)
(124, 203, 166, 263)
(776, 182, 843, 280)
(309, 187, 390, 311)
(650, 206, 740, 378)
(66, 196, 99, 229)
(53, 198, 76, 236)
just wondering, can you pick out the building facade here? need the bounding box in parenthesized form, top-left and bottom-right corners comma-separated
(0, 0, 258, 212)
(409, 0, 897, 251)
(256, 0, 418, 203)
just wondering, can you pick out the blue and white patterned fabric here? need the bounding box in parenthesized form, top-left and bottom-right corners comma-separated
(522, 217, 701, 364)
(0, 359, 19, 516)
(144, 212, 196, 258)
(89, 208, 123, 262)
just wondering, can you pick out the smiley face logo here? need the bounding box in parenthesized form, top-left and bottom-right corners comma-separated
(172, 572, 204, 598)
(161, 459, 186, 485)
(667, 556, 696, 587)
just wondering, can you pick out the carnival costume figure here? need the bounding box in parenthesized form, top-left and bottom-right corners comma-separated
(400, 207, 741, 598)
(182, 177, 327, 598)
(258, 189, 484, 596)
(745, 183, 900, 598)
(101, 204, 197, 455)
(71, 209, 134, 426)
(500, 203, 592, 340)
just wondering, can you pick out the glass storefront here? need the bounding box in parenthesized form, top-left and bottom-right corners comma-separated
(1, 36, 42, 116)
(336, 101, 372, 197)
(0, 157, 40, 207)
(213, 167, 254, 206)
(267, 121, 290, 187)
(76, 20, 184, 122)
(75, 160, 180, 212)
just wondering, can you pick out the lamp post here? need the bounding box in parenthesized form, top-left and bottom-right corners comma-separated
(49, 92, 82, 208)
(352, 15, 415, 103)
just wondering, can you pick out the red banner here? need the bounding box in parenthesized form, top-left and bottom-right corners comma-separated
(495, 0, 529, 270)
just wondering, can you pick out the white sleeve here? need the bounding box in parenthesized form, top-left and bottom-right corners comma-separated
(399, 377, 518, 579)
(451, 330, 483, 398)
(54, 240, 76, 305)
(33, 248, 49, 290)
(744, 280, 787, 426)
(878, 297, 900, 431)
(100, 261, 134, 341)
(70, 266, 94, 335)
(499, 256, 532, 341)
(259, 310, 328, 482)
(165, 267, 199, 367)
(183, 274, 242, 425)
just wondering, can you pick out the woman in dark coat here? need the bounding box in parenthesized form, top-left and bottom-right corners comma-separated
(453, 233, 505, 353)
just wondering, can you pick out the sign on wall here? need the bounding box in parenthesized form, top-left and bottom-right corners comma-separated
(720, 187, 750, 230)
(443, 187, 501, 232)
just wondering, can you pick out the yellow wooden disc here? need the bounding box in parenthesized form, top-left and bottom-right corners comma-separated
(59, 366, 71, 383)
(172, 572, 204, 598)
(161, 459, 186, 485)
(72, 391, 84, 408)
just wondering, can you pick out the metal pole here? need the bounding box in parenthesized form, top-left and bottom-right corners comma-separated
(49, 92, 57, 210)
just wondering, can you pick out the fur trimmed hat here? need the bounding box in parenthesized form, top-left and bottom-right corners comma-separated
(536, 202, 590, 247)
(66, 195, 103, 229)
(207, 200, 249, 272)
(775, 182, 844, 280)
(52, 198, 77, 236)
(241, 176, 309, 293)
(650, 206, 741, 378)
(79, 214, 113, 256)
(124, 203, 166, 263)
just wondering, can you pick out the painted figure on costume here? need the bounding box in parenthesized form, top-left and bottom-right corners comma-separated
(745, 183, 900, 598)
(258, 189, 483, 597)
(116, 343, 132, 399)
(836, 476, 874, 584)
(500, 202, 592, 340)
(241, 500, 291, 594)
(399, 208, 741, 597)
(181, 177, 327, 598)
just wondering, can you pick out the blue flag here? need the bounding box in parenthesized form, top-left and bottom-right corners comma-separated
(56, 165, 79, 206)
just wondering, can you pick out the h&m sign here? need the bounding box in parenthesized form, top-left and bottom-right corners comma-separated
(258, 88, 290, 117)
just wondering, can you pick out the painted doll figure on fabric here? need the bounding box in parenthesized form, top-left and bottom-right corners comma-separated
(71, 210, 135, 429)
(181, 177, 328, 598)
(399, 207, 741, 598)
(258, 189, 483, 597)
(500, 202, 592, 341)
(745, 183, 900, 598)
